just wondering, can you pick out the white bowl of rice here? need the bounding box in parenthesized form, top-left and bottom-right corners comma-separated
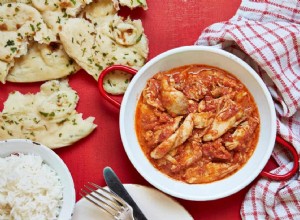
(0, 139, 75, 220)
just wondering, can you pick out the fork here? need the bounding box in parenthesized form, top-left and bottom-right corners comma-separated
(80, 182, 134, 220)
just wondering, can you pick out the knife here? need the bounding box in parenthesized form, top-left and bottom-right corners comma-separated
(103, 167, 148, 220)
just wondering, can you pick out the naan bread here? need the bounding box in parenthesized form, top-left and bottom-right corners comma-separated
(34, 0, 94, 41)
(6, 42, 79, 82)
(0, 0, 33, 5)
(59, 18, 103, 79)
(0, 3, 55, 44)
(80, 0, 118, 25)
(32, 0, 93, 17)
(118, 0, 148, 10)
(102, 70, 133, 95)
(0, 80, 96, 148)
(97, 14, 148, 94)
(0, 61, 13, 84)
(61, 1, 148, 93)
(0, 3, 56, 82)
(41, 10, 71, 41)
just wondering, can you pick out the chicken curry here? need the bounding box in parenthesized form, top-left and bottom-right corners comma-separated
(135, 64, 260, 183)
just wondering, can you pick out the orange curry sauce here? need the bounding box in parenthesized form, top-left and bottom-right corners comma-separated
(135, 65, 260, 184)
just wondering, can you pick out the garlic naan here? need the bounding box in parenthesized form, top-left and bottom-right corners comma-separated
(7, 42, 79, 82)
(32, 0, 93, 17)
(0, 80, 96, 148)
(61, 0, 148, 94)
(118, 0, 148, 10)
(0, 3, 56, 82)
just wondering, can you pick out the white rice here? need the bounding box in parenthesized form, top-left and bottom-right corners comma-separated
(0, 154, 63, 220)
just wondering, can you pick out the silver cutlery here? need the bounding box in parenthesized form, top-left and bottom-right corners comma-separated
(103, 167, 148, 220)
(80, 182, 134, 220)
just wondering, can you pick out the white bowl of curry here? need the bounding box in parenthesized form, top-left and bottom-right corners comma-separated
(98, 46, 298, 201)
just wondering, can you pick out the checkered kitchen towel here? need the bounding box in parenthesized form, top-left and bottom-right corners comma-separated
(196, 0, 300, 219)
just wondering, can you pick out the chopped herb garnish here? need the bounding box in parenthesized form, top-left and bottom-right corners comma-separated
(10, 47, 17, 53)
(136, 34, 143, 43)
(36, 22, 41, 31)
(95, 63, 103, 71)
(43, 36, 51, 41)
(137, 0, 144, 5)
(56, 16, 61, 24)
(107, 79, 112, 87)
(82, 48, 86, 56)
(30, 24, 35, 32)
(39, 111, 49, 117)
(5, 40, 15, 47)
(87, 57, 93, 64)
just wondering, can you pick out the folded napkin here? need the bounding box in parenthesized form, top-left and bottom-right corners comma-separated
(196, 0, 300, 219)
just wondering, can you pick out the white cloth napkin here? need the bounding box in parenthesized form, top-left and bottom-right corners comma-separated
(195, 0, 300, 219)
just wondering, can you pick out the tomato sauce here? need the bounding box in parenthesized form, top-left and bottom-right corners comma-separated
(135, 65, 260, 183)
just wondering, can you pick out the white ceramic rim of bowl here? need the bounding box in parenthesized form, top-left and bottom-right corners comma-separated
(120, 45, 276, 201)
(0, 139, 75, 219)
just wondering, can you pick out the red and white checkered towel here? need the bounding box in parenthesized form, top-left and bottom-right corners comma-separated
(196, 0, 300, 219)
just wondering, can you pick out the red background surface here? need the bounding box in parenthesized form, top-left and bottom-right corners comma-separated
(1, 1, 278, 219)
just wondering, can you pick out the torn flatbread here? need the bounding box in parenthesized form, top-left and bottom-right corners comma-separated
(80, 0, 118, 25)
(31, 0, 93, 17)
(59, 18, 103, 79)
(102, 70, 133, 95)
(0, 61, 13, 84)
(0, 80, 97, 148)
(60, 10, 148, 86)
(6, 42, 79, 82)
(41, 10, 71, 41)
(0, 3, 55, 44)
(0, 3, 56, 82)
(118, 0, 148, 10)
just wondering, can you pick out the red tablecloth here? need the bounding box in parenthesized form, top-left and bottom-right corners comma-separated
(1, 1, 278, 219)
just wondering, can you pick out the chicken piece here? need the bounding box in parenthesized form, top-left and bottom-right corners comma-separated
(160, 76, 189, 116)
(203, 99, 243, 142)
(181, 74, 209, 101)
(211, 85, 233, 98)
(176, 143, 202, 168)
(164, 142, 202, 173)
(191, 112, 215, 129)
(203, 68, 241, 90)
(142, 79, 164, 111)
(198, 92, 236, 113)
(189, 128, 208, 143)
(201, 139, 232, 161)
(144, 116, 183, 146)
(151, 114, 193, 159)
(224, 117, 259, 150)
(184, 162, 239, 183)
